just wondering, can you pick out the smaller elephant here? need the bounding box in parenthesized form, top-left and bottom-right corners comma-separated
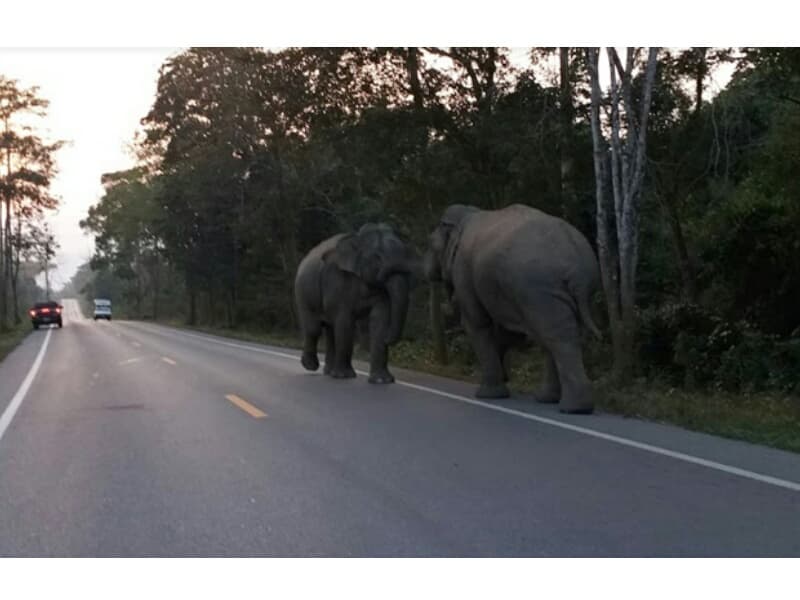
(425, 204, 601, 414)
(294, 223, 418, 384)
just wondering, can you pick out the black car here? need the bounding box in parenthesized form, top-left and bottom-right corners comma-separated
(29, 301, 63, 329)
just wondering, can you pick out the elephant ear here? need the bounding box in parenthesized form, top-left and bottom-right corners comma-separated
(441, 208, 476, 281)
(323, 234, 361, 275)
(442, 223, 462, 281)
(436, 204, 478, 281)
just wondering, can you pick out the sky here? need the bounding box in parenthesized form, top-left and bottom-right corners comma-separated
(0, 48, 179, 289)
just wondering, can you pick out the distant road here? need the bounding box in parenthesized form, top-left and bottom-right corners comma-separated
(1, 299, 799, 556)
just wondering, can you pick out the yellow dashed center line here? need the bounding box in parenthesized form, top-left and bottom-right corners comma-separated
(162, 357, 177, 365)
(119, 357, 144, 366)
(225, 394, 268, 419)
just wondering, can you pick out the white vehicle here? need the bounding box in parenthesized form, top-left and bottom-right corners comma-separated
(93, 298, 112, 321)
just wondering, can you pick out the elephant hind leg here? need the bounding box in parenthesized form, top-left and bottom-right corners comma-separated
(466, 323, 510, 399)
(494, 326, 524, 383)
(522, 296, 593, 414)
(547, 339, 593, 414)
(323, 324, 335, 375)
(534, 350, 561, 404)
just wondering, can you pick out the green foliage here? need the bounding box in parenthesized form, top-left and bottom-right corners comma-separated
(638, 303, 723, 384)
(638, 302, 800, 393)
(715, 331, 800, 393)
(697, 184, 800, 334)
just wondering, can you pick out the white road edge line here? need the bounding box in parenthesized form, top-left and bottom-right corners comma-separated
(0, 329, 53, 445)
(122, 321, 800, 493)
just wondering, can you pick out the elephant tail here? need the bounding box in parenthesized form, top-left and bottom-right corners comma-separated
(571, 282, 602, 341)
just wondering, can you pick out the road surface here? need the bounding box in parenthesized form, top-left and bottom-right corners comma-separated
(1, 299, 799, 556)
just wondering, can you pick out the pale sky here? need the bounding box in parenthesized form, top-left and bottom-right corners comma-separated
(0, 48, 179, 289)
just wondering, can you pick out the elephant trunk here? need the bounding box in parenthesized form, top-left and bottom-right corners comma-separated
(423, 250, 441, 282)
(384, 273, 410, 345)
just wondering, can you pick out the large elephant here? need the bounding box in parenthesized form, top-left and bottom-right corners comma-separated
(425, 204, 601, 414)
(294, 223, 418, 384)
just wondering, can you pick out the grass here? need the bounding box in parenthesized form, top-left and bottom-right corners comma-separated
(151, 319, 800, 454)
(599, 383, 800, 453)
(0, 322, 31, 363)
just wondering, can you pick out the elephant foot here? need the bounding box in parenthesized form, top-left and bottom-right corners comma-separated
(301, 352, 320, 372)
(559, 389, 594, 415)
(476, 382, 510, 399)
(560, 404, 594, 415)
(368, 370, 395, 384)
(329, 366, 357, 379)
(533, 389, 560, 404)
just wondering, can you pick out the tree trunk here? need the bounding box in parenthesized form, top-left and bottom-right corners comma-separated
(1, 117, 10, 330)
(0, 199, 6, 331)
(152, 256, 160, 320)
(430, 282, 448, 365)
(588, 51, 624, 379)
(135, 263, 143, 318)
(587, 47, 660, 384)
(559, 47, 577, 221)
(405, 48, 425, 112)
(226, 291, 234, 329)
(1, 199, 11, 329)
(207, 284, 216, 326)
(694, 47, 708, 115)
(658, 194, 698, 302)
(11, 218, 20, 323)
(405, 47, 448, 365)
(187, 274, 197, 325)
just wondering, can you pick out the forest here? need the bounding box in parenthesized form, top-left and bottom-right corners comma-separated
(57, 47, 800, 444)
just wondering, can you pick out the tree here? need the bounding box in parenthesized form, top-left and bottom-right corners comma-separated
(402, 47, 448, 364)
(586, 47, 660, 382)
(0, 76, 61, 327)
(25, 220, 57, 299)
(81, 168, 165, 319)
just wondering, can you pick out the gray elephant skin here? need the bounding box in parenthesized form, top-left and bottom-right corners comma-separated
(425, 204, 601, 414)
(295, 223, 417, 384)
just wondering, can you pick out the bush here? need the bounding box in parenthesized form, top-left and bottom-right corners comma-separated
(638, 301, 800, 393)
(638, 302, 726, 385)
(697, 184, 800, 336)
(716, 331, 800, 393)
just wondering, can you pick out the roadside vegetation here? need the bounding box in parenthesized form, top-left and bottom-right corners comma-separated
(0, 323, 31, 363)
(56, 47, 800, 452)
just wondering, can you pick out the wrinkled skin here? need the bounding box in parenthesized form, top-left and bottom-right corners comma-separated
(425, 204, 601, 414)
(295, 223, 419, 384)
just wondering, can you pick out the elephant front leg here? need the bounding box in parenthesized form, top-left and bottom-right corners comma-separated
(367, 302, 394, 384)
(301, 320, 322, 372)
(329, 313, 357, 379)
(466, 323, 510, 399)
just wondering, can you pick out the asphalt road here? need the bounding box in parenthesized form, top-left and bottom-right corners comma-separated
(1, 299, 799, 557)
